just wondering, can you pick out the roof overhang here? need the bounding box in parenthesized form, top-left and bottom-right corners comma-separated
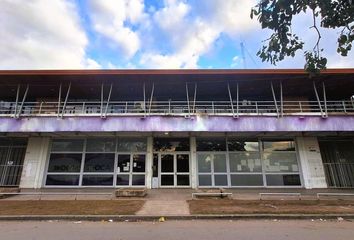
(0, 69, 353, 100)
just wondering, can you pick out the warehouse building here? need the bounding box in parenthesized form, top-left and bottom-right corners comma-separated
(0, 69, 353, 190)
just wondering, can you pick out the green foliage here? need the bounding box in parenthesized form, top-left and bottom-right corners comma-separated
(251, 0, 354, 74)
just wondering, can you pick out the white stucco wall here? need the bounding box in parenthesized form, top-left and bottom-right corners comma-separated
(146, 136, 153, 189)
(19, 137, 50, 189)
(190, 137, 197, 189)
(297, 136, 327, 189)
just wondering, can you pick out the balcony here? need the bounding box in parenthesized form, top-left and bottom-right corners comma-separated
(1, 99, 354, 118)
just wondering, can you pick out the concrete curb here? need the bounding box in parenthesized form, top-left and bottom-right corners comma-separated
(0, 214, 354, 222)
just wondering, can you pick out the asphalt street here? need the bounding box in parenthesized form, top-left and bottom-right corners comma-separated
(0, 219, 353, 240)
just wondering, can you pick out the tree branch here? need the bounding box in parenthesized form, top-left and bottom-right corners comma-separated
(310, 8, 322, 56)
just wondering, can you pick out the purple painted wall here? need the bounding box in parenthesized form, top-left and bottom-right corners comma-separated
(1, 116, 354, 133)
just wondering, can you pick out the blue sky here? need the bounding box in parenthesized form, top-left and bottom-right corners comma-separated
(0, 0, 353, 69)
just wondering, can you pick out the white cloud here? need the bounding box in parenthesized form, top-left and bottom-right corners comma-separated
(154, 0, 190, 32)
(196, 0, 259, 36)
(230, 56, 240, 68)
(88, 0, 146, 59)
(140, 0, 259, 69)
(0, 0, 98, 69)
(140, 53, 184, 68)
(84, 58, 102, 69)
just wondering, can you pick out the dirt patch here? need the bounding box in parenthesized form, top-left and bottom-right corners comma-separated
(188, 199, 354, 214)
(0, 200, 145, 215)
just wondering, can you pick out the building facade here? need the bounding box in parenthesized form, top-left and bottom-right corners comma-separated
(0, 69, 353, 189)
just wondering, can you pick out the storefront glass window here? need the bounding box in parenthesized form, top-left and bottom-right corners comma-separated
(153, 138, 190, 152)
(196, 138, 226, 151)
(117, 138, 147, 152)
(47, 153, 82, 173)
(228, 140, 259, 151)
(229, 152, 262, 173)
(82, 175, 114, 186)
(46, 138, 147, 187)
(86, 138, 115, 152)
(197, 138, 301, 187)
(51, 139, 84, 152)
(263, 140, 300, 186)
(84, 153, 115, 172)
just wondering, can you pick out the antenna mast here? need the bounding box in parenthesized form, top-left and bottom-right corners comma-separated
(240, 42, 247, 69)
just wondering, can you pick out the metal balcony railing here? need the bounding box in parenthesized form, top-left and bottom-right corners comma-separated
(0, 100, 354, 118)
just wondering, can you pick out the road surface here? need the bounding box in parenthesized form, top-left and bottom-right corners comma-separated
(0, 219, 353, 240)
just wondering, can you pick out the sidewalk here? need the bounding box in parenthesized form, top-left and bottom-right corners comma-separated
(1, 188, 354, 220)
(136, 200, 190, 216)
(136, 189, 192, 216)
(2, 188, 354, 201)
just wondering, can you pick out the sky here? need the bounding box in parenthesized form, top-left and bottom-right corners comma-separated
(0, 0, 353, 70)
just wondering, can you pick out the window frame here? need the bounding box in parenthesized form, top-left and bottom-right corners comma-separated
(196, 137, 303, 188)
(44, 137, 147, 188)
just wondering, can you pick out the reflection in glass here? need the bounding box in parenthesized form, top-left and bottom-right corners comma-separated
(82, 175, 113, 186)
(161, 155, 174, 172)
(230, 174, 263, 186)
(132, 175, 145, 186)
(198, 175, 212, 186)
(84, 153, 114, 172)
(153, 138, 190, 152)
(197, 154, 212, 173)
(133, 154, 146, 172)
(161, 175, 174, 185)
(214, 175, 228, 186)
(263, 141, 295, 151)
(51, 139, 84, 152)
(86, 138, 115, 152)
(228, 140, 259, 151)
(117, 138, 147, 152)
(48, 154, 82, 172)
(177, 175, 190, 186)
(213, 154, 227, 172)
(229, 152, 262, 172)
(266, 174, 301, 186)
(196, 138, 226, 151)
(177, 154, 189, 172)
(46, 175, 80, 186)
(117, 174, 130, 185)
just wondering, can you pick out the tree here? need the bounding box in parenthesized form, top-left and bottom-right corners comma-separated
(251, 0, 354, 74)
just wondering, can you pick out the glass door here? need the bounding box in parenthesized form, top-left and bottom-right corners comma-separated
(159, 153, 190, 187)
(116, 154, 146, 187)
(176, 154, 190, 186)
(160, 154, 174, 186)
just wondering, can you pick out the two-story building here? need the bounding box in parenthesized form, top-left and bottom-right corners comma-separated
(0, 69, 353, 190)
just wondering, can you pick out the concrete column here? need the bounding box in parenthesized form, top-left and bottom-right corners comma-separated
(296, 136, 327, 189)
(190, 136, 197, 189)
(145, 136, 153, 189)
(19, 137, 50, 189)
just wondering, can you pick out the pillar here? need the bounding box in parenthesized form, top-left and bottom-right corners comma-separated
(296, 136, 327, 189)
(145, 136, 153, 189)
(19, 137, 50, 189)
(190, 136, 197, 188)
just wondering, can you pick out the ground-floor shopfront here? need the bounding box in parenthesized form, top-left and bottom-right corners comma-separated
(1, 135, 354, 189)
